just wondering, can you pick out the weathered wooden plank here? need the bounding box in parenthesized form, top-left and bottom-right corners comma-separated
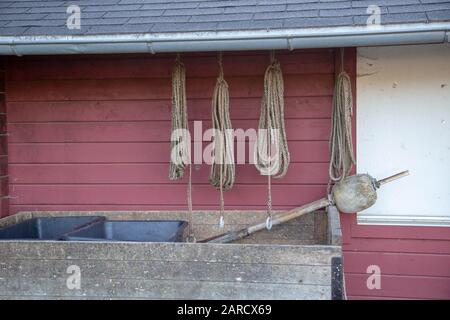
(9, 184, 327, 206)
(350, 223, 450, 241)
(8, 141, 329, 163)
(0, 277, 331, 300)
(7, 74, 333, 101)
(344, 251, 450, 277)
(0, 212, 32, 228)
(7, 51, 334, 81)
(314, 210, 328, 244)
(26, 210, 316, 226)
(9, 163, 329, 185)
(7, 96, 332, 122)
(344, 273, 450, 300)
(235, 239, 319, 245)
(0, 242, 341, 265)
(344, 238, 450, 255)
(193, 224, 315, 241)
(0, 259, 331, 285)
(8, 205, 312, 215)
(327, 205, 342, 245)
(0, 295, 99, 300)
(8, 119, 330, 143)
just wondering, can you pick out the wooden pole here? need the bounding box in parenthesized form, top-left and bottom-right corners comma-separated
(200, 170, 409, 244)
(200, 198, 331, 243)
(376, 170, 409, 187)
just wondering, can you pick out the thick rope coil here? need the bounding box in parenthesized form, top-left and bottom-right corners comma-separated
(329, 49, 355, 182)
(255, 51, 290, 230)
(209, 53, 235, 227)
(255, 51, 290, 178)
(169, 54, 195, 241)
(169, 54, 189, 180)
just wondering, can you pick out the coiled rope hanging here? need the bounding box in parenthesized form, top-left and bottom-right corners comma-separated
(169, 53, 195, 241)
(255, 51, 290, 229)
(329, 48, 355, 183)
(209, 52, 235, 228)
(169, 54, 188, 180)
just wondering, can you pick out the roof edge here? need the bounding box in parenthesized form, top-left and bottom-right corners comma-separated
(1, 22, 449, 55)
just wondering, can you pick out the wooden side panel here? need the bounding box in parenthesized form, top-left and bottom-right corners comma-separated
(0, 241, 341, 300)
(5, 50, 335, 214)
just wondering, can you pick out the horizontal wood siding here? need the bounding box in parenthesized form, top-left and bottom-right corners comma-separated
(5, 50, 335, 214)
(0, 241, 341, 299)
(342, 214, 450, 300)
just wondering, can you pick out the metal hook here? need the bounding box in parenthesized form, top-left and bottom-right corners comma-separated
(219, 215, 225, 229)
(287, 38, 294, 51)
(186, 234, 197, 243)
(146, 42, 155, 54)
(265, 216, 273, 230)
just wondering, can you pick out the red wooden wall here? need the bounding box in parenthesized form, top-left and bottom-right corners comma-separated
(342, 215, 450, 299)
(4, 50, 334, 213)
(4, 50, 450, 300)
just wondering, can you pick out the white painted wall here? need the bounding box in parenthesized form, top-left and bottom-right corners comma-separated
(357, 44, 450, 227)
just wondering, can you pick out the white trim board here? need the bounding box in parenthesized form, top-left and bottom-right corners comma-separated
(357, 214, 450, 227)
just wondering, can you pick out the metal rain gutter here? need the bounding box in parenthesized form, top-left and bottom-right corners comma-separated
(0, 22, 449, 56)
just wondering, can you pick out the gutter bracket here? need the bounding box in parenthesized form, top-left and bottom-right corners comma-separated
(287, 37, 294, 51)
(9, 43, 22, 57)
(146, 42, 155, 54)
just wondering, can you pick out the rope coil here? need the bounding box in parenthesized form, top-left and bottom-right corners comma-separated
(255, 51, 290, 229)
(329, 49, 355, 182)
(169, 54, 189, 180)
(209, 53, 235, 228)
(170, 54, 195, 241)
(255, 52, 290, 178)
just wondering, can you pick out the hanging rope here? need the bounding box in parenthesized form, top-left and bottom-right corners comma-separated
(209, 52, 235, 228)
(255, 51, 290, 229)
(169, 54, 195, 241)
(169, 54, 188, 180)
(329, 48, 355, 183)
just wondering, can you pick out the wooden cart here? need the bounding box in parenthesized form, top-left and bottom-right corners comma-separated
(0, 209, 342, 300)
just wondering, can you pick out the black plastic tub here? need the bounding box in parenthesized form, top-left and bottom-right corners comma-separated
(62, 220, 188, 242)
(0, 216, 105, 240)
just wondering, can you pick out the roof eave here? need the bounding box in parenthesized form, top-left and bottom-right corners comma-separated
(0, 22, 449, 56)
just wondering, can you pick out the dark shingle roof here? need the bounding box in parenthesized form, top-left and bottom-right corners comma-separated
(0, 0, 449, 36)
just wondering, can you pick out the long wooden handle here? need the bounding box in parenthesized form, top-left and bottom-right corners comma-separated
(201, 197, 330, 244)
(377, 170, 409, 187)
